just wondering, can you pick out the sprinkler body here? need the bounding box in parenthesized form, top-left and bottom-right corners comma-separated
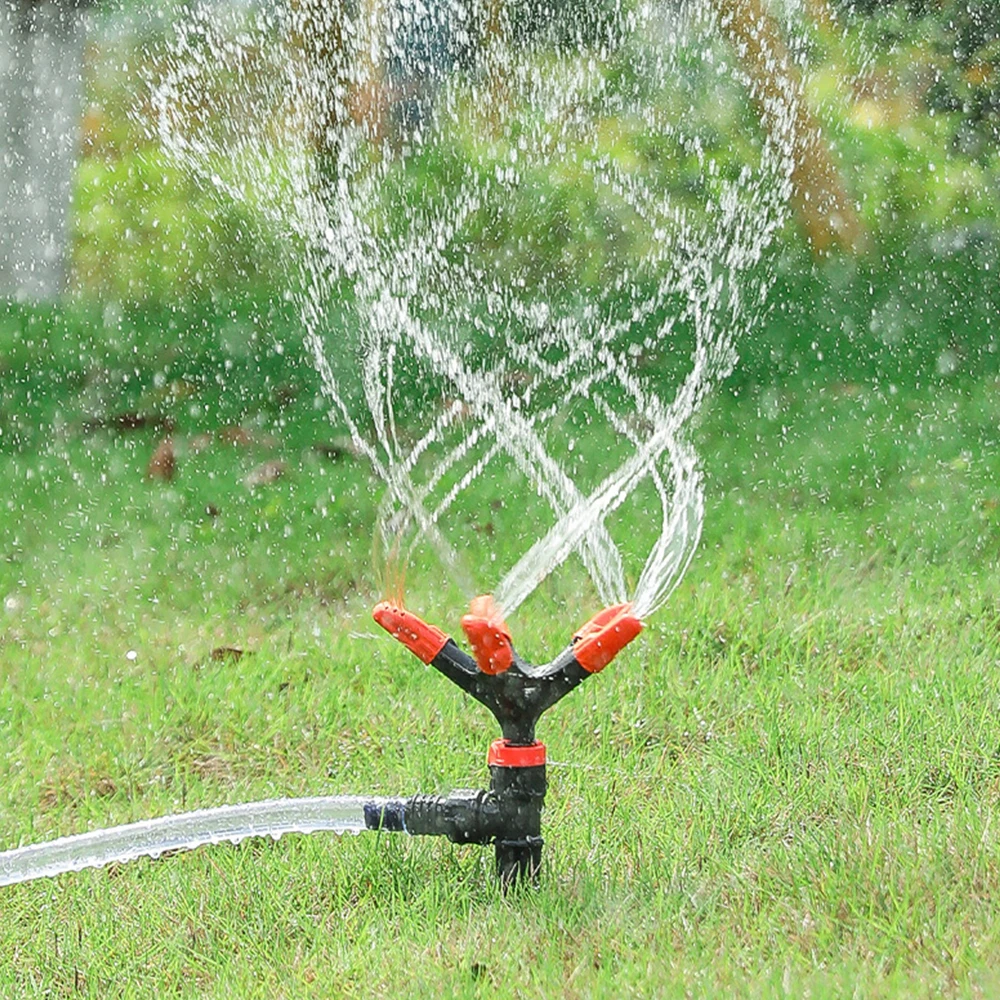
(369, 597, 642, 886)
(363, 754, 546, 886)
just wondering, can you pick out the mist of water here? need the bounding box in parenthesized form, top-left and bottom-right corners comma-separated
(150, 0, 805, 621)
(2, 0, 820, 890)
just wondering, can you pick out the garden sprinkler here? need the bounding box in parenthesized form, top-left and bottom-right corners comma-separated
(0, 597, 641, 889)
(368, 595, 643, 887)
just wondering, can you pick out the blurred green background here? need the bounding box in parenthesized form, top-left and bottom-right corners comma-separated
(68, 0, 999, 287)
(3, 0, 998, 490)
(50, 0, 998, 387)
(2, 8, 1000, 994)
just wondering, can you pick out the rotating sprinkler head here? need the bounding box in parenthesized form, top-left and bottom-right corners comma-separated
(370, 596, 643, 887)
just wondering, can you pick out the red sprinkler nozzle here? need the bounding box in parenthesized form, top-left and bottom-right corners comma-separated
(372, 602, 450, 663)
(571, 602, 643, 673)
(460, 595, 514, 675)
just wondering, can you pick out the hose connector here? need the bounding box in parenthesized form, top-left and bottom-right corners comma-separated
(364, 790, 501, 844)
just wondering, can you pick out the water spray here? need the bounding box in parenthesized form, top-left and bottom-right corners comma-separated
(0, 0, 806, 894)
(0, 598, 640, 890)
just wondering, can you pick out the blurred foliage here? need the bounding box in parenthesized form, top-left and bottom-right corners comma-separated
(837, 0, 1000, 159)
(69, 1, 1000, 306)
(369, 84, 762, 293)
(504, 0, 623, 50)
(72, 30, 292, 303)
(73, 151, 287, 301)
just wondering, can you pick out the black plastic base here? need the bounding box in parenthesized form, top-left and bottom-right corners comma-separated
(490, 761, 545, 888)
(362, 761, 547, 889)
(496, 835, 543, 888)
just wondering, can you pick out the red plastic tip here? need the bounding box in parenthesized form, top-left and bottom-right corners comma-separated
(372, 602, 449, 664)
(572, 602, 643, 673)
(460, 595, 514, 675)
(488, 739, 546, 768)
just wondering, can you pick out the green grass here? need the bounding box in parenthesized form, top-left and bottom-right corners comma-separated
(1, 272, 1000, 997)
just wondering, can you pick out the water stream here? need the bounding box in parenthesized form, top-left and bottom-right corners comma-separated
(150, 0, 803, 620)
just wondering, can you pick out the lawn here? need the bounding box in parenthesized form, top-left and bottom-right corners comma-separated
(1, 261, 1000, 997)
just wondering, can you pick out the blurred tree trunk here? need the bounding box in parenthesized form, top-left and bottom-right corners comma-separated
(0, 0, 88, 301)
(289, 0, 388, 157)
(348, 0, 391, 143)
(483, 0, 511, 132)
(288, 0, 345, 157)
(710, 0, 866, 255)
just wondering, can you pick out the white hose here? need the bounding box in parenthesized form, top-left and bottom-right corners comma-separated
(0, 795, 385, 887)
